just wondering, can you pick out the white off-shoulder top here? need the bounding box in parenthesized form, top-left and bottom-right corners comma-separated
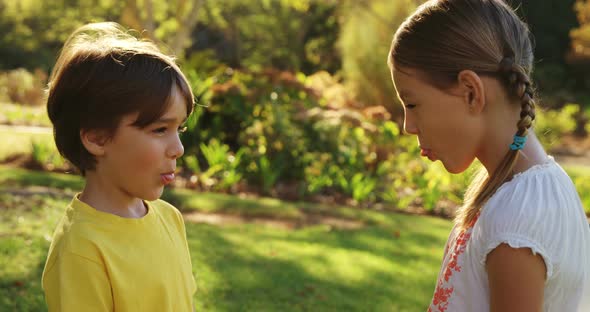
(428, 156, 590, 312)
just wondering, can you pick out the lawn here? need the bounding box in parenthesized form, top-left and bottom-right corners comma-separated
(0, 166, 452, 311)
(0, 127, 52, 162)
(1, 128, 589, 311)
(0, 103, 51, 127)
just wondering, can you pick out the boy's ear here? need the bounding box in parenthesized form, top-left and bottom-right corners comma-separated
(457, 70, 485, 115)
(80, 129, 109, 156)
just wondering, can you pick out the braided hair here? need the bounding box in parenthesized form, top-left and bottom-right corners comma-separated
(499, 56, 536, 136)
(460, 55, 538, 228)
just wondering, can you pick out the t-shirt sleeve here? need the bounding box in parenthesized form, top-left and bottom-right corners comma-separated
(160, 200, 197, 296)
(174, 208, 198, 296)
(476, 174, 569, 281)
(43, 251, 112, 312)
(480, 217, 554, 280)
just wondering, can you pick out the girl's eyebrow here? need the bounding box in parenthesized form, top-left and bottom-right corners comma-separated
(398, 90, 413, 99)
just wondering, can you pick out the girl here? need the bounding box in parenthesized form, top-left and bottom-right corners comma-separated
(388, 0, 590, 311)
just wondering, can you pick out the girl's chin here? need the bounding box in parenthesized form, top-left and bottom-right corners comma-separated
(441, 159, 473, 174)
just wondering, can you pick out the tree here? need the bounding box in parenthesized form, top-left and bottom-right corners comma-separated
(0, 0, 341, 74)
(569, 0, 590, 61)
(512, 0, 579, 103)
(121, 0, 204, 58)
(192, 0, 340, 73)
(337, 0, 417, 116)
(0, 0, 123, 70)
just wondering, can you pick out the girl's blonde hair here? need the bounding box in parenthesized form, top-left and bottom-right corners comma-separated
(388, 0, 536, 230)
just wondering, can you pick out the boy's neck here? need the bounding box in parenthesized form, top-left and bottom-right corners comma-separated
(79, 171, 148, 219)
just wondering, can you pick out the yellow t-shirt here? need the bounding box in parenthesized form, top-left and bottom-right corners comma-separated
(42, 195, 196, 312)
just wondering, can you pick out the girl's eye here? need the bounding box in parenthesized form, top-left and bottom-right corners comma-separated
(405, 104, 416, 109)
(178, 126, 187, 134)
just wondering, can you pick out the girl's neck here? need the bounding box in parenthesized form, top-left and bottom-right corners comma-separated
(477, 131, 548, 177)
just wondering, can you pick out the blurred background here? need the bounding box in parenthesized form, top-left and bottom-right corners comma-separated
(1, 0, 589, 311)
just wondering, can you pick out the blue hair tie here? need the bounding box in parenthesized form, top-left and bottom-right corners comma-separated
(510, 135, 527, 151)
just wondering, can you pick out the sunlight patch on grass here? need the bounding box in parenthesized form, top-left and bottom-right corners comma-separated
(0, 166, 83, 191)
(0, 167, 453, 311)
(188, 221, 448, 311)
(0, 130, 53, 161)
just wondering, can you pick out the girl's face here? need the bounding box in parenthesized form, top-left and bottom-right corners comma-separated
(392, 67, 483, 174)
(99, 84, 188, 201)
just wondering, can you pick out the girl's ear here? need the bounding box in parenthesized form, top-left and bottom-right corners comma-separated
(80, 129, 109, 157)
(457, 70, 485, 115)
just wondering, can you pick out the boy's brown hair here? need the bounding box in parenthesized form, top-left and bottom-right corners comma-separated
(47, 22, 194, 174)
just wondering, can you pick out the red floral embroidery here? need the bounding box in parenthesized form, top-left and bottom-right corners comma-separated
(428, 215, 479, 312)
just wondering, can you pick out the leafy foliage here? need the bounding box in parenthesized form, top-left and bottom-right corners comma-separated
(338, 0, 417, 116)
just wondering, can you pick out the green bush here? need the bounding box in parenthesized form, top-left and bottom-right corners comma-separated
(0, 103, 51, 126)
(177, 66, 479, 211)
(0, 69, 47, 106)
(338, 0, 417, 117)
(198, 139, 244, 192)
(535, 103, 579, 149)
(30, 139, 66, 171)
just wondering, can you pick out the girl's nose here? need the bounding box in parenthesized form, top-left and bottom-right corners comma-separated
(404, 115, 419, 135)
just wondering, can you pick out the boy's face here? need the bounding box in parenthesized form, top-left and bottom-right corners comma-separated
(98, 84, 188, 201)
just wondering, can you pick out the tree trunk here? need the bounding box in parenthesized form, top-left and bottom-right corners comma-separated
(170, 0, 204, 57)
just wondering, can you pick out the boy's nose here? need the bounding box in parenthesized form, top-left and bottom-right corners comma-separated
(167, 134, 185, 159)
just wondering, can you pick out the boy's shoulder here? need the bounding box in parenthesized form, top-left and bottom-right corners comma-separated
(44, 200, 105, 268)
(147, 199, 183, 222)
(51, 198, 183, 253)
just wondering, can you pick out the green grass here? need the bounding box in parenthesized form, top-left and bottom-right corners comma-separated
(0, 167, 83, 191)
(563, 164, 590, 213)
(0, 166, 451, 311)
(0, 103, 51, 127)
(0, 166, 453, 227)
(0, 193, 66, 310)
(1, 125, 588, 310)
(190, 219, 447, 311)
(164, 188, 305, 220)
(564, 164, 590, 177)
(0, 128, 53, 162)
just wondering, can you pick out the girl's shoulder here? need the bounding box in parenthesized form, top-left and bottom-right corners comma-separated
(476, 155, 584, 242)
(484, 156, 579, 217)
(474, 156, 590, 281)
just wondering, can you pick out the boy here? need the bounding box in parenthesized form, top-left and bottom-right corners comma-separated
(42, 22, 196, 311)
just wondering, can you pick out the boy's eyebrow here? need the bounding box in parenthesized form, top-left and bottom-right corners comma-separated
(155, 116, 188, 124)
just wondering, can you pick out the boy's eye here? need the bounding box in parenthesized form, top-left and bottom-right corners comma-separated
(153, 127, 167, 133)
(405, 104, 416, 109)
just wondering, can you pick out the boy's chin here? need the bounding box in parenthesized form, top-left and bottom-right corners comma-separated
(142, 187, 164, 202)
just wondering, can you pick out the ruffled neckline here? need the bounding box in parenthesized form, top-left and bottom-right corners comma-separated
(493, 155, 557, 196)
(510, 155, 556, 180)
